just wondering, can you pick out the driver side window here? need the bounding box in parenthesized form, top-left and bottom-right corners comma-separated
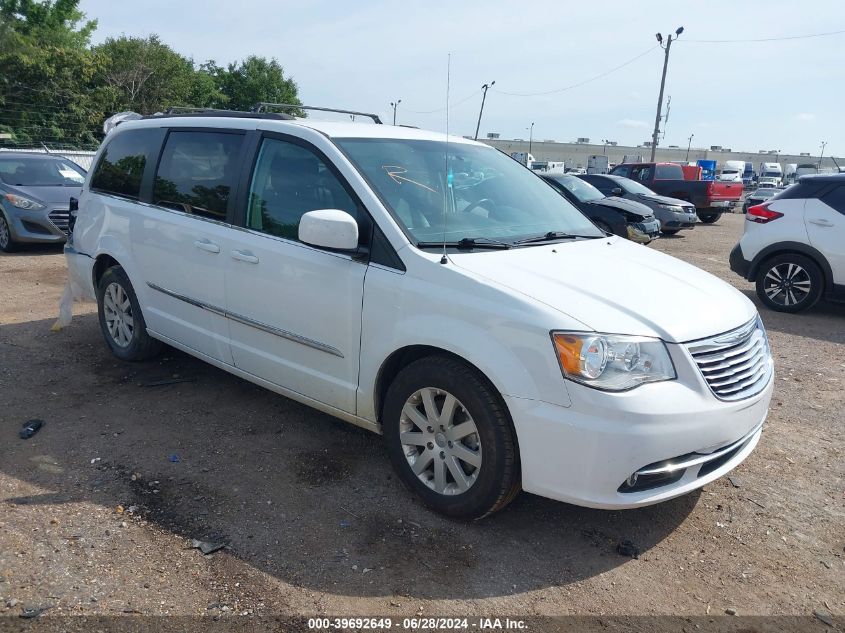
(246, 138, 358, 241)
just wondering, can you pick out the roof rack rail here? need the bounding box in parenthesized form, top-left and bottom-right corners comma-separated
(143, 107, 295, 121)
(254, 103, 382, 124)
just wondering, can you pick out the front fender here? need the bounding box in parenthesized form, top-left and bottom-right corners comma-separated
(357, 265, 572, 423)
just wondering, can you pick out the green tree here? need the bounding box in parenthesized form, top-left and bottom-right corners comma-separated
(189, 60, 227, 109)
(0, 0, 104, 147)
(217, 56, 302, 115)
(94, 35, 197, 114)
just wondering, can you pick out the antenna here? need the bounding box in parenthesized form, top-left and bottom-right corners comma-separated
(440, 53, 451, 265)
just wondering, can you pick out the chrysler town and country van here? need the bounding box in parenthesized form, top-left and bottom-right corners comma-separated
(65, 110, 774, 518)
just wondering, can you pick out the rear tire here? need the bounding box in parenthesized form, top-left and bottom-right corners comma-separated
(383, 356, 520, 520)
(96, 265, 163, 361)
(755, 253, 823, 313)
(0, 212, 19, 253)
(698, 212, 722, 224)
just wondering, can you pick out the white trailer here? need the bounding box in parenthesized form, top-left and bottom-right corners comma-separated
(587, 155, 610, 174)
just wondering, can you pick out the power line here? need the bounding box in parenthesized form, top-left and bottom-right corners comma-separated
(493, 46, 659, 97)
(683, 28, 845, 43)
(403, 89, 481, 114)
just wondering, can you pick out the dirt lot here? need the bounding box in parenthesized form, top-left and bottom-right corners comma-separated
(0, 214, 843, 623)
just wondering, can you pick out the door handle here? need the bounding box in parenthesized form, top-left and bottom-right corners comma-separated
(193, 239, 220, 254)
(231, 250, 259, 264)
(808, 218, 834, 227)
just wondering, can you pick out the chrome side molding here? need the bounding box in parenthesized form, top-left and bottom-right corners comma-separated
(147, 282, 344, 358)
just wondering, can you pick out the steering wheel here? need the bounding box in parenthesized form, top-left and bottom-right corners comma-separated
(462, 198, 493, 214)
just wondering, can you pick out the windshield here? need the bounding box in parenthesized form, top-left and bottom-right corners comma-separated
(754, 189, 777, 199)
(336, 138, 602, 244)
(616, 177, 655, 196)
(549, 175, 605, 202)
(0, 157, 86, 186)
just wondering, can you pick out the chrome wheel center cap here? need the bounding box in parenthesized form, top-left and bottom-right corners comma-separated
(434, 432, 447, 448)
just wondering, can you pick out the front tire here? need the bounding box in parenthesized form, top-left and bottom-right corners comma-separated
(755, 253, 823, 313)
(698, 212, 722, 224)
(383, 356, 520, 519)
(96, 266, 162, 361)
(660, 228, 681, 236)
(0, 212, 19, 253)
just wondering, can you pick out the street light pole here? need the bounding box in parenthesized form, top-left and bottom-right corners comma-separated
(650, 26, 683, 162)
(528, 122, 535, 156)
(685, 133, 694, 162)
(602, 139, 610, 155)
(819, 141, 827, 169)
(390, 99, 401, 125)
(474, 81, 495, 140)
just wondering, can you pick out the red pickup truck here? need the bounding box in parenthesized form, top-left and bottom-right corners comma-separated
(609, 162, 743, 224)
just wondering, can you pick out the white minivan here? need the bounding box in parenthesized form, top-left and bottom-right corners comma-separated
(65, 110, 774, 518)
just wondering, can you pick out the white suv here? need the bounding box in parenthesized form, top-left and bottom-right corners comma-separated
(731, 174, 845, 312)
(66, 109, 773, 518)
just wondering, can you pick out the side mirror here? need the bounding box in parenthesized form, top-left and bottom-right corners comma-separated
(298, 209, 359, 251)
(611, 187, 623, 196)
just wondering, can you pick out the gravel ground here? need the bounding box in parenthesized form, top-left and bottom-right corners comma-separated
(0, 214, 843, 622)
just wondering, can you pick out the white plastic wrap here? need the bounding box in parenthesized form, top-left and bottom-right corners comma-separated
(51, 275, 88, 331)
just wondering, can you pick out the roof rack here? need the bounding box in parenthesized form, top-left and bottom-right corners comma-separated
(254, 103, 382, 124)
(144, 107, 295, 121)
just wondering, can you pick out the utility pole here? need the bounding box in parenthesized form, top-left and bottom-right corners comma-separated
(528, 122, 535, 156)
(685, 133, 694, 161)
(650, 26, 683, 162)
(474, 81, 495, 140)
(819, 141, 827, 169)
(390, 99, 401, 125)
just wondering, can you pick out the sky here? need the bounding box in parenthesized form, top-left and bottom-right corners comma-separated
(79, 0, 844, 157)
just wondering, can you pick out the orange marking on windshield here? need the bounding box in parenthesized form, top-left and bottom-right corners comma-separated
(382, 165, 439, 194)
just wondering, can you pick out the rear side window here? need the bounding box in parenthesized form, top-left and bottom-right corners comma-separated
(654, 164, 683, 179)
(90, 129, 160, 199)
(778, 180, 833, 201)
(821, 185, 845, 214)
(153, 131, 244, 221)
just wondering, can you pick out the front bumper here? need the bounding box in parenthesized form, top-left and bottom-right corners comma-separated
(627, 219, 660, 244)
(505, 342, 773, 509)
(2, 203, 69, 244)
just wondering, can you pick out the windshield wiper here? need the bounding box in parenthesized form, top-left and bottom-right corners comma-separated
(513, 231, 602, 245)
(417, 237, 512, 250)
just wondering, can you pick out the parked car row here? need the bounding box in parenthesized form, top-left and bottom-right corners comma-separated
(540, 174, 659, 243)
(609, 161, 743, 224)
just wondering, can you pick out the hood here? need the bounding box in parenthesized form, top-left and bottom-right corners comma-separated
(449, 237, 756, 343)
(632, 191, 695, 208)
(4, 184, 82, 206)
(587, 196, 654, 219)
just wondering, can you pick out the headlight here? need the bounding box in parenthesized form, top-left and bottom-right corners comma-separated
(657, 203, 684, 212)
(4, 193, 45, 210)
(551, 332, 676, 391)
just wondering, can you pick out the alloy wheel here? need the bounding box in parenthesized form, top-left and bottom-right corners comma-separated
(103, 282, 134, 347)
(763, 262, 812, 307)
(399, 387, 482, 495)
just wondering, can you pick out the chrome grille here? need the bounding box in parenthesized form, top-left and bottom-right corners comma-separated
(49, 209, 70, 234)
(686, 317, 773, 401)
